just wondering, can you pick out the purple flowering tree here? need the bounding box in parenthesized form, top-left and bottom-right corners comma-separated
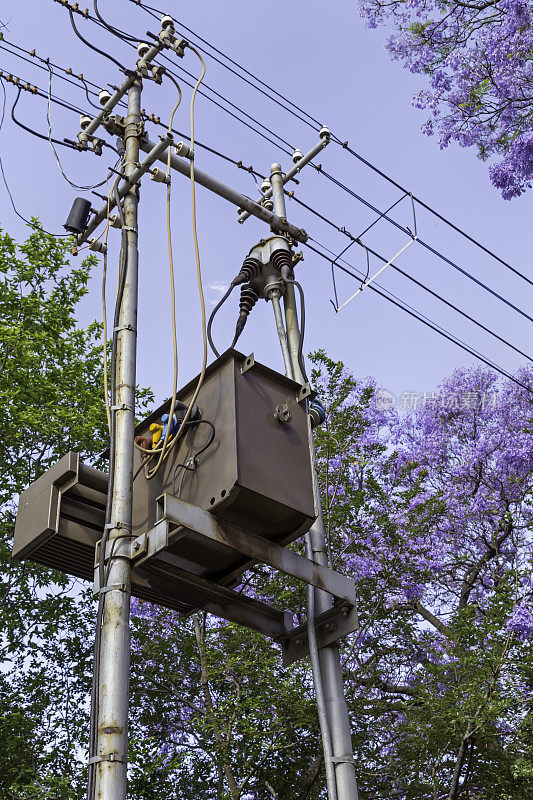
(127, 351, 533, 799)
(316, 353, 533, 798)
(358, 0, 533, 198)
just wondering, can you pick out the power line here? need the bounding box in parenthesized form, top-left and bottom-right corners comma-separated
(0, 76, 70, 235)
(4, 60, 531, 383)
(304, 237, 533, 395)
(128, 0, 532, 290)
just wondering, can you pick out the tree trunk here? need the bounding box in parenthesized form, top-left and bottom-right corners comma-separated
(193, 615, 240, 800)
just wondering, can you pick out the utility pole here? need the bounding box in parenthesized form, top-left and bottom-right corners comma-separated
(92, 79, 142, 800)
(270, 163, 359, 800)
(16, 15, 360, 799)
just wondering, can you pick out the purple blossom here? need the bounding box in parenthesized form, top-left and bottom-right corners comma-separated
(506, 603, 533, 641)
(358, 0, 533, 197)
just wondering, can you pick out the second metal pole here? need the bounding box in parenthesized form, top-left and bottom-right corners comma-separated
(270, 161, 359, 800)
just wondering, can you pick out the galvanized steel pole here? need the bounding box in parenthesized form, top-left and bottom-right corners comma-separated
(93, 80, 142, 800)
(270, 161, 359, 800)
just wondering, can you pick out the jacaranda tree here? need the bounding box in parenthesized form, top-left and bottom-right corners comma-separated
(128, 351, 533, 799)
(358, 0, 533, 199)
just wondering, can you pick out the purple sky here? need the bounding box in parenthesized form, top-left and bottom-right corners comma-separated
(1, 0, 531, 410)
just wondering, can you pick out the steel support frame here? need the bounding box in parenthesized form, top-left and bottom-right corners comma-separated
(270, 160, 360, 799)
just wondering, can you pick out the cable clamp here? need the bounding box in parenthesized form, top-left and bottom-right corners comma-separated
(110, 403, 135, 413)
(121, 225, 136, 233)
(103, 523, 132, 532)
(96, 583, 130, 595)
(88, 753, 127, 766)
(331, 756, 356, 764)
(113, 324, 137, 334)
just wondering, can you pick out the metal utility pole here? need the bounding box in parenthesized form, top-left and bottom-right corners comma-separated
(93, 80, 142, 800)
(270, 163, 359, 800)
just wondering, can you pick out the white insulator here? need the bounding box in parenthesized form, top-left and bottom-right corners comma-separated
(161, 14, 174, 30)
(261, 179, 271, 194)
(319, 125, 331, 140)
(150, 167, 170, 184)
(175, 141, 193, 159)
(89, 238, 107, 253)
(99, 89, 111, 106)
(80, 114, 92, 130)
(137, 41, 150, 58)
(292, 148, 303, 164)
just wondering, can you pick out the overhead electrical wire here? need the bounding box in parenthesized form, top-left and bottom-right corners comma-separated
(0, 76, 70, 235)
(284, 192, 533, 364)
(4, 32, 530, 390)
(0, 40, 101, 110)
(45, 63, 113, 190)
(5, 65, 530, 379)
(68, 7, 127, 73)
(305, 237, 533, 395)
(128, 0, 532, 290)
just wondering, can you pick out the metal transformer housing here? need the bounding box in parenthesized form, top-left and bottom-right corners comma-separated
(12, 350, 317, 616)
(132, 349, 316, 582)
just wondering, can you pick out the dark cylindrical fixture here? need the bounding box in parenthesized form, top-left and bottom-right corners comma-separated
(64, 198, 92, 234)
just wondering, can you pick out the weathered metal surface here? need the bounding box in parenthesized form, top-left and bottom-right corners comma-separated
(281, 605, 359, 667)
(155, 494, 355, 605)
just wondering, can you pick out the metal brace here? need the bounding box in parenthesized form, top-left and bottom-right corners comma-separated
(113, 324, 137, 334)
(88, 753, 127, 765)
(331, 756, 356, 764)
(110, 403, 135, 413)
(241, 353, 255, 374)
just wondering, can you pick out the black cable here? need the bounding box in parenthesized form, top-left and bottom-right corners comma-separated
(11, 85, 79, 149)
(130, 0, 322, 130)
(133, 1, 533, 289)
(207, 283, 237, 358)
(88, 175, 128, 800)
(171, 419, 216, 493)
(0, 78, 70, 236)
(94, 0, 138, 42)
(68, 8, 127, 73)
(131, 0, 530, 291)
(332, 139, 533, 289)
(304, 238, 533, 395)
(317, 167, 533, 325)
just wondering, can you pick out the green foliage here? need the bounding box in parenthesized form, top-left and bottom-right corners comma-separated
(0, 222, 152, 798)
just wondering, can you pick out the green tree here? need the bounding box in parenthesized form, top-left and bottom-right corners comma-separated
(0, 222, 152, 798)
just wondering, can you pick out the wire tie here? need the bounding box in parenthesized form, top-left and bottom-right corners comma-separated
(110, 403, 135, 413)
(97, 583, 130, 595)
(88, 754, 127, 766)
(121, 225, 136, 233)
(113, 324, 136, 333)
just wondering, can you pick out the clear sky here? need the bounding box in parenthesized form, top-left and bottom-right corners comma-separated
(1, 0, 531, 411)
